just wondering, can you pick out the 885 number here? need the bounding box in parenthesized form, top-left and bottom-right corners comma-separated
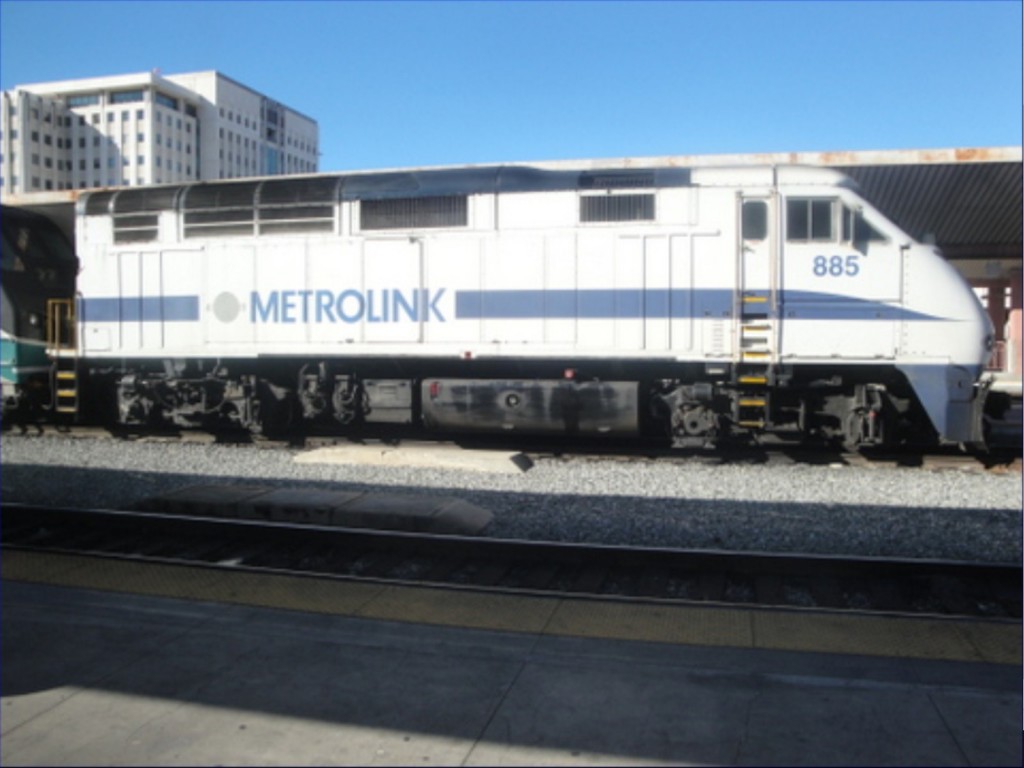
(813, 254, 860, 277)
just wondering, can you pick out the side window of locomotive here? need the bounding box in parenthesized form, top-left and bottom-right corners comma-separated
(741, 201, 767, 240)
(786, 198, 836, 242)
(841, 205, 887, 244)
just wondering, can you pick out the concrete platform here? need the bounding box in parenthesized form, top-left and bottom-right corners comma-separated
(2, 553, 1020, 766)
(139, 483, 494, 534)
(294, 442, 533, 474)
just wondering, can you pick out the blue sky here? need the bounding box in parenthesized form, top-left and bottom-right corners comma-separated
(1, 1, 1020, 172)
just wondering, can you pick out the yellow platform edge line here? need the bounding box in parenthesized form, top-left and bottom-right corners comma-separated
(3, 550, 1019, 666)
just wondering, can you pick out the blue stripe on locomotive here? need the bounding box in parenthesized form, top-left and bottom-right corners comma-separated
(79, 296, 200, 323)
(77, 291, 939, 323)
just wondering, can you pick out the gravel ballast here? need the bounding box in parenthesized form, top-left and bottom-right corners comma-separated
(2, 435, 1020, 564)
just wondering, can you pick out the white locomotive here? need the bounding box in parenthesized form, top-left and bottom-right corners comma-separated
(66, 163, 993, 447)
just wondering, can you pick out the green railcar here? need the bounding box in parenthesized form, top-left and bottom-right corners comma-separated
(1, 205, 77, 425)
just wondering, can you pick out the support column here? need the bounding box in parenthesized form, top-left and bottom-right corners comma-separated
(1007, 268, 1022, 376)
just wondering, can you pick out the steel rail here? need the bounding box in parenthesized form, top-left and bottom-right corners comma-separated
(2, 502, 1019, 620)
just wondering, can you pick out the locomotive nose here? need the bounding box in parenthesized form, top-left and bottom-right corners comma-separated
(897, 244, 993, 444)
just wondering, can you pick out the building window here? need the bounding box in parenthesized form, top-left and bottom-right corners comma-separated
(67, 94, 97, 108)
(110, 90, 144, 104)
(31, 131, 39, 142)
(155, 92, 178, 110)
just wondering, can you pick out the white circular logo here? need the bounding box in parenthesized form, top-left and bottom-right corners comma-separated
(212, 292, 241, 323)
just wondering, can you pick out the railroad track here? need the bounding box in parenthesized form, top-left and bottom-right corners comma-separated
(2, 503, 1019, 621)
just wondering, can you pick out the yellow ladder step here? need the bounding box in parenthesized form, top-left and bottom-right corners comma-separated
(738, 420, 765, 429)
(738, 375, 768, 385)
(56, 370, 77, 380)
(739, 398, 766, 407)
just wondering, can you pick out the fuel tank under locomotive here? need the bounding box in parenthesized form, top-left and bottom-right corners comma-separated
(420, 379, 639, 435)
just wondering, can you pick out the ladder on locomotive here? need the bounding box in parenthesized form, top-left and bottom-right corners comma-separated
(46, 298, 78, 415)
(735, 292, 774, 429)
(734, 194, 779, 431)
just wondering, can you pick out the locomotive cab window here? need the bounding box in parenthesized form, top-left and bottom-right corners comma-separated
(786, 198, 836, 242)
(841, 205, 887, 245)
(742, 200, 768, 240)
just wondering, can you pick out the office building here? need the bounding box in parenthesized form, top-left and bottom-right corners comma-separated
(0, 70, 318, 196)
